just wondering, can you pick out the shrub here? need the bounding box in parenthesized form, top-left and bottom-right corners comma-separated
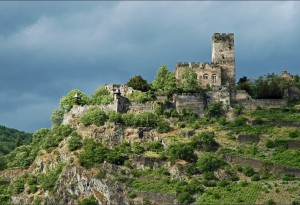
(78, 139, 109, 168)
(191, 132, 218, 151)
(167, 143, 196, 162)
(289, 129, 300, 138)
(197, 152, 224, 172)
(68, 132, 82, 151)
(80, 107, 108, 126)
(156, 120, 170, 133)
(232, 116, 247, 126)
(79, 196, 98, 205)
(176, 191, 194, 205)
(205, 102, 224, 118)
(91, 86, 113, 105)
(108, 111, 123, 123)
(251, 173, 260, 181)
(243, 165, 255, 177)
(145, 141, 164, 152)
(59, 89, 90, 112)
(127, 90, 153, 103)
(131, 142, 145, 154)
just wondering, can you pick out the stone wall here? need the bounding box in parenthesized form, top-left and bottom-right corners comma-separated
(128, 101, 156, 113)
(175, 62, 222, 88)
(286, 86, 300, 100)
(236, 90, 287, 109)
(224, 154, 300, 177)
(173, 93, 206, 116)
(206, 86, 230, 108)
(237, 135, 260, 143)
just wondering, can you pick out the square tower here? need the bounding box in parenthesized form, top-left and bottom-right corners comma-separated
(212, 33, 236, 101)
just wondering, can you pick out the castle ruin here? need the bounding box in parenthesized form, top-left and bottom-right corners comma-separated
(175, 33, 236, 102)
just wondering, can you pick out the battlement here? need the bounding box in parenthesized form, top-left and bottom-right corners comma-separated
(176, 62, 211, 68)
(212, 33, 234, 42)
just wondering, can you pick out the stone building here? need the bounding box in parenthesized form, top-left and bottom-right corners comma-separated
(175, 33, 236, 102)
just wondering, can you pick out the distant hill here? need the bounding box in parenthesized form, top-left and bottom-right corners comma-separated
(0, 125, 32, 155)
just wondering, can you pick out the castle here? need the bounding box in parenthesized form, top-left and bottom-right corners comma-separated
(175, 33, 236, 102)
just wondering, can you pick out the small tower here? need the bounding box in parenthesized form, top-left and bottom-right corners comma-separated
(212, 33, 236, 101)
(113, 89, 121, 100)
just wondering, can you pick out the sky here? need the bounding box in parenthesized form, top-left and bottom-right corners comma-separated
(0, 1, 299, 133)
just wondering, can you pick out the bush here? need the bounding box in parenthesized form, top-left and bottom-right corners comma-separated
(176, 191, 194, 205)
(243, 165, 255, 177)
(232, 116, 247, 126)
(80, 107, 108, 126)
(91, 86, 113, 105)
(289, 129, 300, 138)
(251, 173, 260, 181)
(145, 141, 164, 152)
(167, 143, 196, 163)
(156, 120, 170, 133)
(197, 152, 224, 172)
(205, 102, 224, 118)
(108, 111, 123, 123)
(68, 132, 82, 151)
(59, 89, 90, 112)
(79, 196, 98, 205)
(191, 132, 218, 151)
(78, 139, 109, 168)
(127, 90, 153, 103)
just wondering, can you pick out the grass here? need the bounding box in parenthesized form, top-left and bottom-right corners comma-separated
(250, 108, 300, 123)
(197, 182, 262, 204)
(131, 178, 177, 194)
(271, 149, 300, 168)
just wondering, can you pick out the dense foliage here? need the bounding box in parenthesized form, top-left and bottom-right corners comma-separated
(0, 125, 32, 155)
(127, 75, 149, 92)
(91, 86, 113, 105)
(59, 89, 90, 112)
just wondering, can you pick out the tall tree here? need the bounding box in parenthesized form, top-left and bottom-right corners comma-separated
(127, 75, 149, 92)
(180, 68, 201, 93)
(152, 64, 178, 95)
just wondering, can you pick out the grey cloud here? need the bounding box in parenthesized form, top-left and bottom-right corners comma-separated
(0, 1, 300, 132)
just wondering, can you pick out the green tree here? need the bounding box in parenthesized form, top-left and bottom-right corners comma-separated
(236, 76, 255, 96)
(152, 64, 178, 95)
(91, 86, 113, 105)
(50, 109, 64, 125)
(179, 68, 201, 93)
(59, 89, 90, 112)
(127, 75, 149, 92)
(197, 152, 224, 172)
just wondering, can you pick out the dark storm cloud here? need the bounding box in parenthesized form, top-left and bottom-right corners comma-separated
(0, 1, 299, 132)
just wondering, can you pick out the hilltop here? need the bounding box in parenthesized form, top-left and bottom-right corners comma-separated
(0, 64, 300, 204)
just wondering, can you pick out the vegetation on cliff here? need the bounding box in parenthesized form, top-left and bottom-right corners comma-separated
(1, 65, 300, 205)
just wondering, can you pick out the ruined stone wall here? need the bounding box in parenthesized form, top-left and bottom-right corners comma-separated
(175, 62, 222, 88)
(173, 93, 206, 116)
(206, 86, 230, 108)
(236, 98, 286, 109)
(104, 84, 134, 97)
(224, 154, 300, 177)
(212, 33, 236, 101)
(128, 101, 156, 113)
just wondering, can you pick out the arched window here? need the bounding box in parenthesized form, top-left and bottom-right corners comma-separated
(203, 74, 209, 80)
(212, 74, 217, 83)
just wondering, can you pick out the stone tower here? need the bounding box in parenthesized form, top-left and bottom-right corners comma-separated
(212, 33, 236, 101)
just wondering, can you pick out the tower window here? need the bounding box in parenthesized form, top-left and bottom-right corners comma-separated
(203, 74, 209, 80)
(212, 74, 217, 83)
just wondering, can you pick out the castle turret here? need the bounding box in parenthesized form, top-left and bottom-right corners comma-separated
(212, 33, 236, 101)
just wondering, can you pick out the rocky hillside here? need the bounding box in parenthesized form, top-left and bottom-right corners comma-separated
(1, 67, 300, 205)
(0, 98, 300, 205)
